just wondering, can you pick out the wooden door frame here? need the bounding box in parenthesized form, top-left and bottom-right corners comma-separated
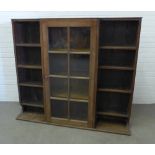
(40, 19, 98, 128)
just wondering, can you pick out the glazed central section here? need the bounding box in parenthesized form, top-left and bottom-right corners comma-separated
(48, 27, 90, 121)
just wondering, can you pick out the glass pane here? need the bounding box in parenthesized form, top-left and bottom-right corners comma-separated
(70, 27, 90, 50)
(49, 54, 68, 75)
(70, 101, 88, 121)
(51, 100, 68, 118)
(70, 54, 89, 77)
(70, 79, 89, 100)
(48, 27, 67, 50)
(50, 78, 68, 98)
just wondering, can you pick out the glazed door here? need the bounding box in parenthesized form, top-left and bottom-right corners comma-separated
(41, 19, 98, 128)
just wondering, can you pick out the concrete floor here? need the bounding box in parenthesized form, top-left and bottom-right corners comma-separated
(0, 102, 155, 144)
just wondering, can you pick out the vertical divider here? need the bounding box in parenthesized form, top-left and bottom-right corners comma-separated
(67, 27, 70, 120)
(40, 20, 51, 121)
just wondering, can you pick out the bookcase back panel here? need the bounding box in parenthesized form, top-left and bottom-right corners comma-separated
(14, 22, 40, 43)
(16, 47, 41, 65)
(100, 20, 139, 46)
(99, 49, 135, 67)
(23, 106, 44, 114)
(18, 68, 42, 84)
(97, 92, 129, 114)
(20, 87, 43, 103)
(98, 69, 133, 89)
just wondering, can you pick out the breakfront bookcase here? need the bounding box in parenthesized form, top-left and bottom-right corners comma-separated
(12, 18, 141, 135)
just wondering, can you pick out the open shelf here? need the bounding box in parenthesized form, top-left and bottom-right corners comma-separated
(99, 20, 139, 47)
(21, 102, 44, 108)
(19, 82, 43, 88)
(23, 106, 44, 114)
(20, 86, 43, 105)
(96, 92, 130, 117)
(96, 117, 129, 135)
(14, 21, 40, 44)
(98, 69, 133, 90)
(99, 49, 135, 67)
(98, 88, 131, 94)
(18, 68, 42, 84)
(17, 65, 42, 69)
(99, 66, 134, 71)
(100, 46, 136, 50)
(16, 46, 41, 66)
(97, 112, 128, 118)
(16, 43, 41, 47)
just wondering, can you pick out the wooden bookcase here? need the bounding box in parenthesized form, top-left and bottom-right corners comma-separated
(12, 18, 141, 135)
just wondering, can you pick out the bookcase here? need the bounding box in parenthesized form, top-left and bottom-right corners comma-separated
(12, 18, 141, 135)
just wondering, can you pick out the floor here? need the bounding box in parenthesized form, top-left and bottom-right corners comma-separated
(0, 102, 155, 144)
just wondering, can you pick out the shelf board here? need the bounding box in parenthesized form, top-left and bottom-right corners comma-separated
(98, 88, 132, 94)
(96, 120, 129, 135)
(21, 102, 44, 108)
(100, 46, 136, 50)
(16, 43, 41, 47)
(97, 111, 128, 118)
(17, 64, 42, 69)
(99, 66, 134, 71)
(19, 82, 43, 88)
(17, 112, 45, 123)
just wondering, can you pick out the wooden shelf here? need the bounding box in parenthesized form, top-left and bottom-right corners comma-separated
(16, 43, 41, 47)
(98, 88, 132, 94)
(100, 46, 136, 50)
(96, 120, 129, 135)
(97, 111, 128, 118)
(17, 64, 42, 69)
(99, 66, 134, 71)
(21, 102, 44, 108)
(19, 82, 43, 88)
